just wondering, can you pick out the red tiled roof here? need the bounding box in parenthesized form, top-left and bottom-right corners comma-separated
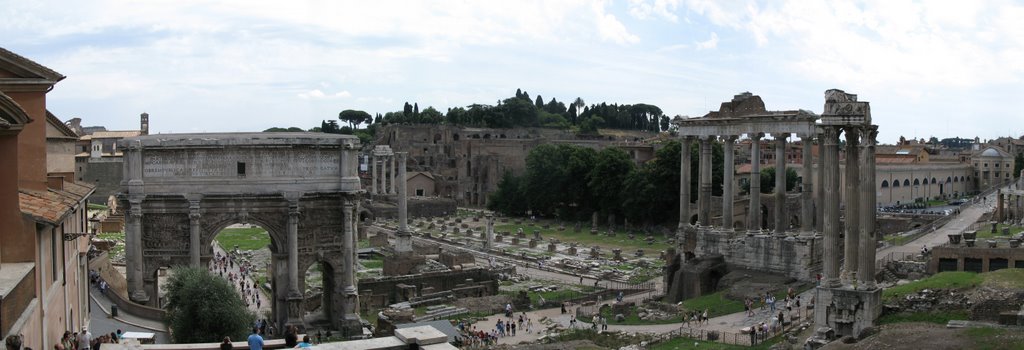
(19, 183, 94, 225)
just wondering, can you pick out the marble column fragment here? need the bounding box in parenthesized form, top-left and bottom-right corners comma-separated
(698, 136, 713, 226)
(749, 133, 763, 232)
(801, 134, 814, 235)
(395, 152, 412, 253)
(816, 134, 825, 233)
(370, 155, 377, 195)
(774, 135, 788, 235)
(858, 126, 878, 288)
(389, 155, 397, 195)
(722, 136, 736, 230)
(822, 126, 842, 287)
(679, 137, 693, 228)
(189, 200, 201, 267)
(287, 202, 300, 296)
(843, 128, 860, 284)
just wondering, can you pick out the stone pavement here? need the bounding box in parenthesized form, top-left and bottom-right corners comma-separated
(89, 286, 171, 343)
(876, 198, 995, 261)
(210, 244, 272, 316)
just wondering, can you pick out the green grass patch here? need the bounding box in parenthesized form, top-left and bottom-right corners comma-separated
(878, 310, 969, 325)
(651, 335, 780, 350)
(980, 268, 1024, 289)
(963, 327, 1024, 350)
(926, 199, 947, 207)
(215, 227, 271, 251)
(88, 203, 109, 210)
(361, 258, 383, 270)
(96, 231, 124, 241)
(495, 223, 671, 251)
(883, 271, 982, 300)
(975, 224, 1024, 239)
(679, 292, 745, 318)
(600, 305, 685, 325)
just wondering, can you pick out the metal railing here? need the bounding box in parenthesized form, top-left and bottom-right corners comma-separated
(648, 307, 813, 347)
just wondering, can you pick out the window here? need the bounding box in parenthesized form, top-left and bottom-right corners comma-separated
(996, 163, 1000, 167)
(416, 189, 424, 196)
(52, 226, 59, 282)
(237, 162, 246, 176)
(881, 180, 889, 188)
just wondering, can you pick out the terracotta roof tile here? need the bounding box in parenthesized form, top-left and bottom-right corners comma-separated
(19, 185, 92, 225)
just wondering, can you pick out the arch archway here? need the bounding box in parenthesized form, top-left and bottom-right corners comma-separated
(122, 133, 364, 335)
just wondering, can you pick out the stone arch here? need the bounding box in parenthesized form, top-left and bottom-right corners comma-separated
(893, 179, 900, 187)
(483, 134, 491, 139)
(433, 134, 441, 144)
(903, 179, 911, 186)
(946, 176, 952, 183)
(953, 176, 959, 183)
(453, 134, 460, 141)
(0, 92, 32, 126)
(931, 177, 937, 184)
(881, 180, 889, 188)
(300, 256, 344, 329)
(913, 179, 921, 186)
(358, 208, 374, 223)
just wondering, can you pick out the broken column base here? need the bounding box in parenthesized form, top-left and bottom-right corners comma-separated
(813, 285, 881, 341)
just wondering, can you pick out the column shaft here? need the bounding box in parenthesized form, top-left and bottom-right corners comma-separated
(859, 126, 878, 288)
(722, 136, 736, 230)
(342, 201, 355, 290)
(126, 203, 148, 302)
(749, 134, 763, 232)
(698, 137, 713, 226)
(287, 204, 300, 296)
(822, 126, 842, 287)
(774, 135, 788, 234)
(816, 135, 825, 233)
(189, 201, 201, 267)
(396, 152, 412, 253)
(843, 128, 860, 283)
(389, 155, 397, 195)
(370, 155, 377, 194)
(679, 137, 693, 228)
(801, 134, 814, 234)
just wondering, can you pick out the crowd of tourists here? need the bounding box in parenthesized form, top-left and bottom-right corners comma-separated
(455, 303, 534, 347)
(209, 251, 265, 311)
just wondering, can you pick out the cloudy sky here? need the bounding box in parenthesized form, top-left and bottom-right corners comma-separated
(4, 0, 1023, 144)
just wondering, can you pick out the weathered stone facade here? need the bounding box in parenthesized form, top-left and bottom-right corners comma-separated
(118, 132, 364, 335)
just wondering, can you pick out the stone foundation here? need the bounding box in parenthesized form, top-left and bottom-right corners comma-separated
(694, 228, 822, 280)
(813, 286, 881, 339)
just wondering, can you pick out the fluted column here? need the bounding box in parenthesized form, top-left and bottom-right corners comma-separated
(678, 137, 693, 228)
(816, 134, 825, 233)
(342, 201, 355, 291)
(189, 200, 201, 267)
(749, 133, 763, 232)
(774, 135, 788, 235)
(370, 155, 377, 194)
(858, 126, 878, 289)
(389, 155, 397, 195)
(722, 136, 736, 230)
(801, 134, 814, 235)
(287, 202, 300, 296)
(126, 201, 148, 302)
(698, 136, 713, 226)
(395, 152, 412, 253)
(822, 126, 842, 287)
(842, 127, 861, 284)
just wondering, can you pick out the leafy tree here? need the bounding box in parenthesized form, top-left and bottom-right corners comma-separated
(741, 166, 799, 194)
(321, 120, 342, 134)
(338, 109, 372, 129)
(488, 171, 528, 215)
(1015, 153, 1024, 178)
(659, 115, 670, 132)
(579, 116, 603, 134)
(403, 102, 413, 116)
(413, 103, 419, 116)
(263, 127, 305, 132)
(536, 95, 545, 109)
(523, 144, 571, 215)
(164, 267, 255, 343)
(419, 106, 444, 124)
(589, 148, 635, 220)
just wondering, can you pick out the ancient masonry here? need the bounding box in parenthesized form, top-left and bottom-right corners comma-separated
(118, 132, 364, 336)
(664, 90, 881, 339)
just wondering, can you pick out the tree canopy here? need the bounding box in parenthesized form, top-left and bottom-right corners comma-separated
(164, 267, 255, 344)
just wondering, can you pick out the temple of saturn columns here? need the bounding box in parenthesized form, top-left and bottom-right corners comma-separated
(370, 145, 397, 195)
(664, 89, 881, 339)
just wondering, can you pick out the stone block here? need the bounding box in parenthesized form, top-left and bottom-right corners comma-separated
(567, 247, 577, 255)
(547, 242, 557, 252)
(511, 237, 520, 245)
(529, 239, 538, 248)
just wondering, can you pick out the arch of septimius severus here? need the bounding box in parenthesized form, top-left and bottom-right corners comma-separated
(118, 132, 364, 335)
(665, 89, 881, 339)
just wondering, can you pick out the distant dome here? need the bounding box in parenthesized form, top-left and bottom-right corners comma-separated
(981, 148, 1001, 157)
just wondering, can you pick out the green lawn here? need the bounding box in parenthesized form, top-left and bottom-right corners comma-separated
(883, 271, 982, 300)
(361, 258, 383, 270)
(975, 224, 1024, 239)
(651, 336, 780, 350)
(88, 203, 109, 211)
(494, 223, 671, 251)
(963, 327, 1024, 350)
(679, 286, 811, 319)
(878, 310, 968, 325)
(600, 305, 685, 325)
(215, 227, 271, 251)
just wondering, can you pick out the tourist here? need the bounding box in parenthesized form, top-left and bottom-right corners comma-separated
(778, 311, 785, 327)
(601, 316, 608, 331)
(284, 326, 298, 348)
(78, 328, 92, 350)
(526, 318, 533, 333)
(247, 328, 264, 350)
(294, 336, 312, 348)
(749, 325, 757, 345)
(560, 303, 566, 314)
(569, 315, 576, 328)
(510, 321, 516, 336)
(220, 337, 233, 350)
(702, 308, 708, 325)
(6, 334, 21, 350)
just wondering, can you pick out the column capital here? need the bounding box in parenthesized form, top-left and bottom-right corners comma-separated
(822, 126, 841, 145)
(723, 135, 738, 142)
(129, 206, 142, 219)
(772, 133, 790, 140)
(749, 132, 765, 140)
(288, 202, 300, 218)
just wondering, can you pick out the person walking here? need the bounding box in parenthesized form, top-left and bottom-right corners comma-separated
(220, 337, 233, 350)
(78, 328, 92, 350)
(247, 328, 264, 350)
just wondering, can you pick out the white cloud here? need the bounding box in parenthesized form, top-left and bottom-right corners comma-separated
(593, 2, 640, 44)
(695, 32, 718, 50)
(628, 0, 681, 22)
(298, 89, 351, 100)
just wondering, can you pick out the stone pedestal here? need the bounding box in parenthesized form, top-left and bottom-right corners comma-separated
(567, 246, 577, 255)
(529, 239, 539, 248)
(495, 233, 504, 242)
(589, 246, 601, 259)
(547, 242, 557, 252)
(813, 286, 882, 339)
(612, 249, 623, 261)
(511, 237, 520, 245)
(534, 230, 542, 239)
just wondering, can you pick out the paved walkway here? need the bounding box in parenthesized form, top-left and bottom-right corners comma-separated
(89, 286, 171, 343)
(877, 197, 996, 261)
(210, 244, 272, 316)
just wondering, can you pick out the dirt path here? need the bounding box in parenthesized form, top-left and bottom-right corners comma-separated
(876, 195, 996, 261)
(210, 244, 272, 317)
